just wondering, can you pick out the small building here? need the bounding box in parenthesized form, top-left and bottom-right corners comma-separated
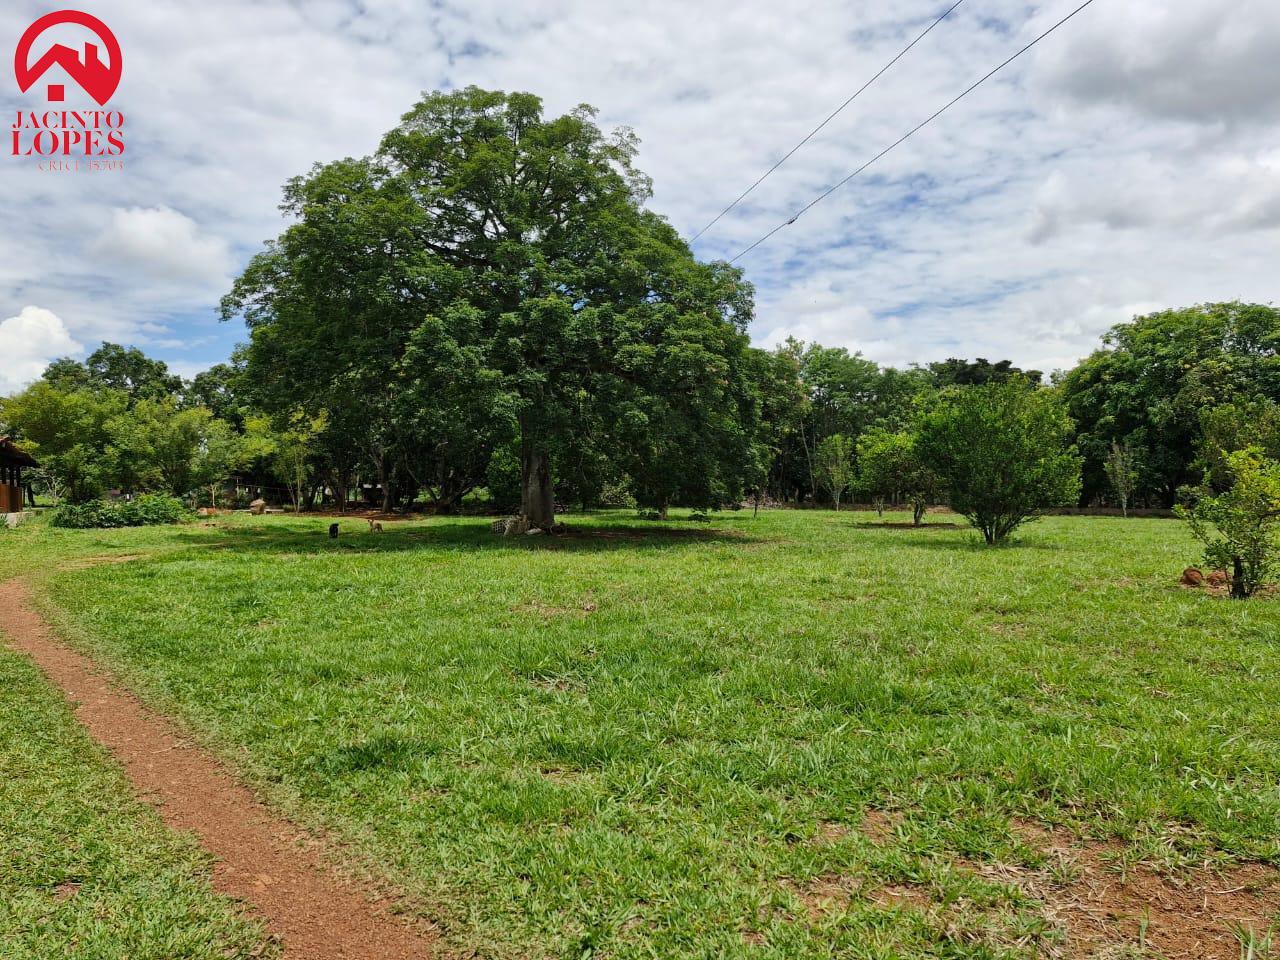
(0, 437, 37, 513)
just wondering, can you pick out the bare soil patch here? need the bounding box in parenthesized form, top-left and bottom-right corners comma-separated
(0, 577, 441, 960)
(511, 596, 598, 619)
(859, 808, 904, 844)
(996, 821, 1280, 959)
(848, 815, 1279, 958)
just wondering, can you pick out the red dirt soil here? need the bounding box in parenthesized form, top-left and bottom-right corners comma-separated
(0, 577, 441, 960)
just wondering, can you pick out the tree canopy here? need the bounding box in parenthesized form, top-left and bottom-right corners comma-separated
(917, 379, 1081, 544)
(222, 87, 762, 527)
(1059, 302, 1280, 506)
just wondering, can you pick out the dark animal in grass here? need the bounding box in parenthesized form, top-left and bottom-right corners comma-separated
(1206, 568, 1229, 587)
(329, 523, 340, 539)
(1181, 567, 1205, 587)
(367, 519, 383, 533)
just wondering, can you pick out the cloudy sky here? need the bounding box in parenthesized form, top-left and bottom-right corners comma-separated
(2, 0, 1278, 394)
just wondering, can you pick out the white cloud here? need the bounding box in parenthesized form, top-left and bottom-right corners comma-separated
(0, 0, 1277, 375)
(89, 206, 233, 285)
(0, 306, 83, 395)
(164, 358, 217, 381)
(1032, 1, 1280, 125)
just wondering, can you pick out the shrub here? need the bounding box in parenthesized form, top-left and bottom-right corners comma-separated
(917, 379, 1082, 544)
(596, 479, 637, 510)
(1178, 447, 1280, 599)
(50, 494, 189, 529)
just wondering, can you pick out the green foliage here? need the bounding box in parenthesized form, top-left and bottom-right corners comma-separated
(1103, 439, 1141, 517)
(104, 399, 243, 498)
(183, 363, 249, 430)
(243, 411, 327, 512)
(857, 428, 940, 525)
(2, 379, 248, 505)
(814, 433, 855, 510)
(927, 356, 1043, 387)
(223, 87, 762, 525)
(1, 381, 127, 502)
(1059, 302, 1280, 506)
(918, 379, 1082, 544)
(1178, 447, 1280, 599)
(484, 441, 523, 513)
(1197, 398, 1280, 492)
(49, 494, 189, 529)
(771, 339, 934, 503)
(43, 342, 183, 404)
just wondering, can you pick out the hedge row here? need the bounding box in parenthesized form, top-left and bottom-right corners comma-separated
(49, 495, 189, 529)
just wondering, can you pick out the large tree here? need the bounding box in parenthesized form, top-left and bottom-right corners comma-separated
(44, 343, 183, 404)
(1058, 302, 1280, 507)
(224, 87, 760, 528)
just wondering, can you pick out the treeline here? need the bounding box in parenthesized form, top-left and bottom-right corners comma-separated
(3, 300, 1276, 521)
(2, 88, 1278, 542)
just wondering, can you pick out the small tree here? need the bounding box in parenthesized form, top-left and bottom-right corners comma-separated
(1178, 447, 1280, 599)
(192, 419, 248, 507)
(815, 434, 856, 511)
(917, 379, 1082, 544)
(246, 410, 327, 513)
(857, 428, 941, 526)
(1104, 440, 1140, 517)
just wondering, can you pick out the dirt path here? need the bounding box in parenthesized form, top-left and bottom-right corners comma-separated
(0, 577, 441, 960)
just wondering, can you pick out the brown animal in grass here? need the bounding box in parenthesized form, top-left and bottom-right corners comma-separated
(1206, 568, 1229, 587)
(367, 518, 383, 533)
(1180, 567, 1205, 587)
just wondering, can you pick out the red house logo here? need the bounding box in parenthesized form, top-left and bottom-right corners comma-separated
(15, 10, 122, 106)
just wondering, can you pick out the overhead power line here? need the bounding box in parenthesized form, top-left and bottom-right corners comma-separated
(728, 0, 1099, 264)
(690, 0, 968, 243)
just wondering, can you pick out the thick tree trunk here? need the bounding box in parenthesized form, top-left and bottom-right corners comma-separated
(521, 445, 555, 529)
(376, 457, 393, 514)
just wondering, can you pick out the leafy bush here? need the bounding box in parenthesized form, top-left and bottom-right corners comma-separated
(596, 479, 636, 510)
(50, 495, 189, 529)
(857, 428, 941, 526)
(1178, 447, 1280, 599)
(917, 379, 1082, 544)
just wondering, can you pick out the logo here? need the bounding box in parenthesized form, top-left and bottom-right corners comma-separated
(16, 10, 122, 106)
(11, 10, 125, 171)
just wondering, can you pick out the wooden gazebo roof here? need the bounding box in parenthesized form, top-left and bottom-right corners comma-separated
(0, 437, 38, 469)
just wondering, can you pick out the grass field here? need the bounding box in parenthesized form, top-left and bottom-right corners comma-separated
(0, 633, 273, 960)
(3, 509, 1279, 959)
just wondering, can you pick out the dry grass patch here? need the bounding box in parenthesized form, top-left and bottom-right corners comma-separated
(971, 821, 1280, 959)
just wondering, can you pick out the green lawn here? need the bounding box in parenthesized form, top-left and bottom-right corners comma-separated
(5, 509, 1279, 958)
(0, 640, 273, 960)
